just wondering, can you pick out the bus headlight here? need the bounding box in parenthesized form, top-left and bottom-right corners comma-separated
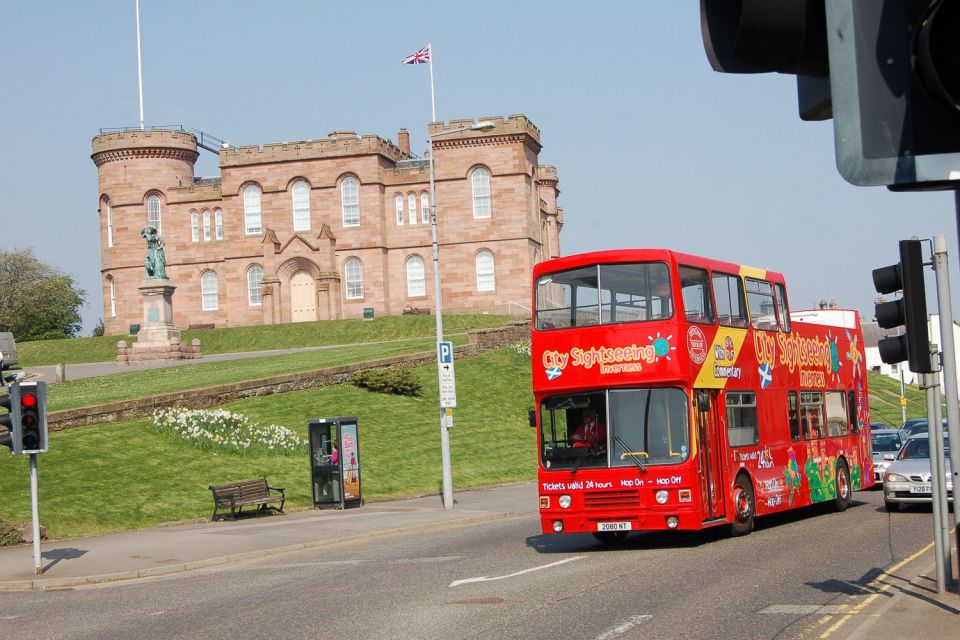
(552, 520, 564, 532)
(655, 490, 669, 504)
(559, 494, 572, 509)
(666, 516, 679, 529)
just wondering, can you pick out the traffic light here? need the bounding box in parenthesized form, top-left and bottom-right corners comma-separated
(872, 240, 933, 373)
(702, 1, 960, 189)
(700, 0, 832, 120)
(0, 382, 48, 455)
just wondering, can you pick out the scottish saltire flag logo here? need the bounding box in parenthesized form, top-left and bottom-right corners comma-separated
(546, 366, 563, 381)
(758, 362, 773, 389)
(402, 45, 431, 65)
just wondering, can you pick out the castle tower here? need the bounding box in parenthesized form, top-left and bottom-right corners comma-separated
(91, 129, 198, 335)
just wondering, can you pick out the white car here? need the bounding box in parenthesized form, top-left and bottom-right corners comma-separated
(882, 435, 953, 511)
(871, 428, 906, 484)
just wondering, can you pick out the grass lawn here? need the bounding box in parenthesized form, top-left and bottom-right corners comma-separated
(15, 314, 512, 366)
(46, 335, 469, 412)
(866, 370, 934, 427)
(0, 347, 536, 539)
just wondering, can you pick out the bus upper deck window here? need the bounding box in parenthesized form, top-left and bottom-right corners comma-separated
(679, 265, 715, 324)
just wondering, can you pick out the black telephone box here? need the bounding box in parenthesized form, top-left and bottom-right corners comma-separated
(308, 417, 362, 509)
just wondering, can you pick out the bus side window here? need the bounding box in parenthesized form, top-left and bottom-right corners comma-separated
(847, 390, 859, 434)
(713, 272, 748, 328)
(825, 391, 848, 437)
(800, 391, 824, 439)
(787, 391, 801, 441)
(679, 265, 715, 324)
(775, 283, 791, 332)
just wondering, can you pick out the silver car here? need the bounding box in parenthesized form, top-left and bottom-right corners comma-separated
(882, 435, 953, 512)
(871, 429, 906, 484)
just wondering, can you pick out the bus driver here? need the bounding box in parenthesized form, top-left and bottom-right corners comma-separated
(569, 407, 607, 452)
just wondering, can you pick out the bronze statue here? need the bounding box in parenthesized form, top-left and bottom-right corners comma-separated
(141, 226, 167, 279)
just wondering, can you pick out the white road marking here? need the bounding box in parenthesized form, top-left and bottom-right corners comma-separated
(0, 615, 20, 620)
(759, 605, 849, 615)
(594, 615, 652, 640)
(449, 556, 584, 587)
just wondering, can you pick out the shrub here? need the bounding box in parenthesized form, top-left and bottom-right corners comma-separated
(351, 368, 422, 397)
(152, 408, 305, 455)
(0, 519, 22, 546)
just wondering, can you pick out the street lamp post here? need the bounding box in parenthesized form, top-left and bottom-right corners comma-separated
(427, 120, 496, 510)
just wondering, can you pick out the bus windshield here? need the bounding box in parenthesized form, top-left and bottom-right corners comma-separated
(539, 388, 690, 470)
(535, 262, 673, 330)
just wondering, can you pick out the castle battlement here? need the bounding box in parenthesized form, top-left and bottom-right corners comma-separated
(428, 114, 541, 148)
(538, 165, 558, 182)
(91, 128, 199, 166)
(220, 131, 408, 168)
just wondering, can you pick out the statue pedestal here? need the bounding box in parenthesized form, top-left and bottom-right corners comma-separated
(117, 279, 202, 364)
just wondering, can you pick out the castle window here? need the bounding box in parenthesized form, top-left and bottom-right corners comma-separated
(471, 168, 491, 219)
(406, 255, 425, 297)
(395, 194, 404, 225)
(243, 184, 262, 235)
(341, 177, 360, 227)
(344, 258, 363, 299)
(108, 276, 116, 317)
(292, 180, 311, 231)
(247, 265, 264, 306)
(203, 210, 211, 241)
(476, 249, 495, 292)
(420, 192, 429, 224)
(105, 198, 114, 248)
(215, 209, 223, 240)
(190, 211, 199, 242)
(408, 193, 417, 225)
(146, 194, 162, 233)
(201, 271, 219, 311)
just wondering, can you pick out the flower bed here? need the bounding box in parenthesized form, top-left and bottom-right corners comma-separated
(152, 408, 304, 455)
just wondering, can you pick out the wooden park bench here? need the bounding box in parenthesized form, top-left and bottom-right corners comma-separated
(208, 477, 285, 521)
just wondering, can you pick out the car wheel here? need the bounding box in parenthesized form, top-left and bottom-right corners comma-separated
(728, 474, 755, 537)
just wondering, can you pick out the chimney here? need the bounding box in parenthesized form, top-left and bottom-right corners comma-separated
(397, 129, 410, 155)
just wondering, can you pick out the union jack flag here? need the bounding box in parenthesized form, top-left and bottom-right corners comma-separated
(402, 44, 431, 65)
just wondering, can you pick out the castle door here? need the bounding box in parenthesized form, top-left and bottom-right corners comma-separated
(290, 270, 317, 322)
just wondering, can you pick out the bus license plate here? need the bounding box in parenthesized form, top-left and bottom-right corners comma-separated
(910, 484, 931, 494)
(597, 522, 631, 532)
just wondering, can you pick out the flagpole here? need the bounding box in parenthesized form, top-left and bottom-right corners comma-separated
(136, 0, 144, 130)
(428, 42, 437, 123)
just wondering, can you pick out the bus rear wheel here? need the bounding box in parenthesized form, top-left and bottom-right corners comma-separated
(729, 475, 755, 537)
(592, 531, 629, 544)
(833, 461, 852, 512)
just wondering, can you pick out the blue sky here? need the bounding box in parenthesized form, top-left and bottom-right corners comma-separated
(2, 1, 956, 333)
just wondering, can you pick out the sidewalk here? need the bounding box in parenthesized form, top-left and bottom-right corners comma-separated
(0, 482, 956, 638)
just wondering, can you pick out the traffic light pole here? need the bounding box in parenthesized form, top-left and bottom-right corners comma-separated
(30, 453, 41, 575)
(922, 357, 950, 595)
(932, 234, 960, 596)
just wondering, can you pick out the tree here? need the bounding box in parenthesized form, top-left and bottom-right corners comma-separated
(0, 248, 86, 341)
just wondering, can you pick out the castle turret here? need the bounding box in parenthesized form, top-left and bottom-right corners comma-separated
(91, 128, 198, 334)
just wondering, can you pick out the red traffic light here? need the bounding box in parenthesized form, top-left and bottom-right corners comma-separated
(20, 393, 37, 409)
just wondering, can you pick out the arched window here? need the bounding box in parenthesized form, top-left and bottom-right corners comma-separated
(107, 276, 116, 317)
(202, 210, 211, 241)
(215, 209, 223, 240)
(344, 258, 363, 299)
(420, 192, 430, 224)
(247, 265, 264, 306)
(243, 184, 262, 235)
(406, 255, 425, 297)
(341, 177, 360, 227)
(190, 211, 199, 242)
(395, 193, 404, 225)
(146, 194, 162, 233)
(201, 271, 219, 310)
(476, 249, 495, 292)
(408, 193, 417, 225)
(104, 198, 113, 248)
(292, 180, 311, 231)
(471, 168, 491, 219)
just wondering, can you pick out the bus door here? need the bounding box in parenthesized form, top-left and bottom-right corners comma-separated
(695, 390, 726, 521)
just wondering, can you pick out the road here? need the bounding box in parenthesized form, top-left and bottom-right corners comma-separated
(0, 489, 935, 640)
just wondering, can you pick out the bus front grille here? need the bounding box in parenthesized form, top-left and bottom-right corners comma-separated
(583, 490, 640, 509)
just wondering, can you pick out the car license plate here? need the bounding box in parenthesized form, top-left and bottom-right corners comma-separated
(597, 522, 631, 532)
(910, 484, 932, 494)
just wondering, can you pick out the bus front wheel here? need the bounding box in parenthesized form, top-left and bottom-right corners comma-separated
(833, 461, 852, 512)
(729, 475, 755, 537)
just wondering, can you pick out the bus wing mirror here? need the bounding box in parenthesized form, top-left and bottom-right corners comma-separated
(528, 408, 536, 428)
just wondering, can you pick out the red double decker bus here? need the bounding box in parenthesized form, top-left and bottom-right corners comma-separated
(531, 249, 873, 541)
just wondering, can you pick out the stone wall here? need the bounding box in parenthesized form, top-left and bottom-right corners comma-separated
(48, 323, 530, 431)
